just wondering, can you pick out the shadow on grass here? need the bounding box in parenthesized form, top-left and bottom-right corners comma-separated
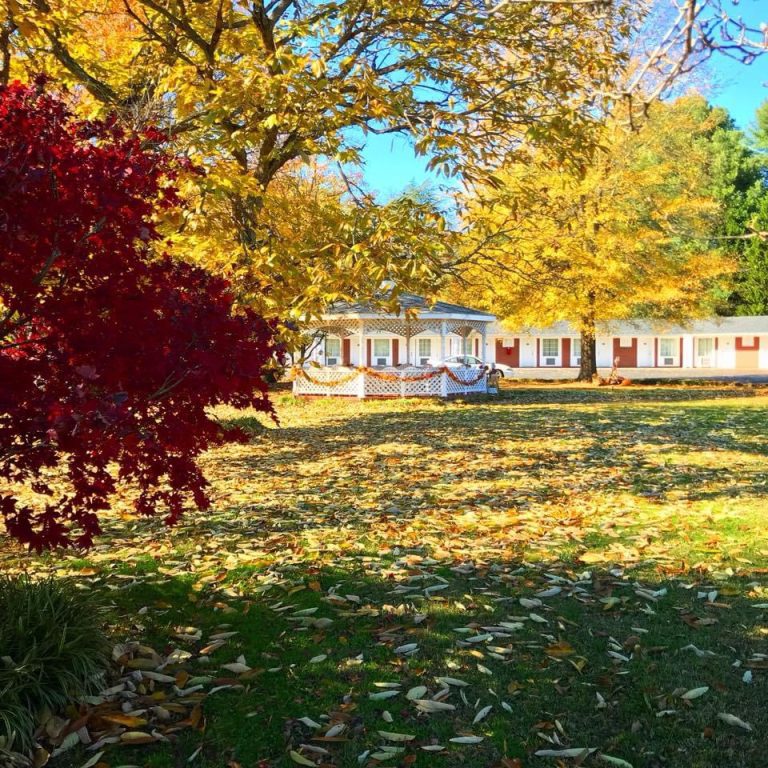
(214, 388, 768, 537)
(50, 554, 768, 768)
(12, 387, 767, 767)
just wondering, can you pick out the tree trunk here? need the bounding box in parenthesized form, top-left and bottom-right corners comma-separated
(577, 316, 598, 382)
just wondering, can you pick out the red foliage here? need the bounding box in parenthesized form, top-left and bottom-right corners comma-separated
(0, 81, 276, 550)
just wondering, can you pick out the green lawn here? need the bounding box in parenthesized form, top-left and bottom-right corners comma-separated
(2, 384, 768, 768)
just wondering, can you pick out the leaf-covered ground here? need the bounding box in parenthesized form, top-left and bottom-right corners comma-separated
(2, 384, 768, 768)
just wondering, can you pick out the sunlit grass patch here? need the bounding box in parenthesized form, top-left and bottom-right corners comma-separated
(1, 386, 767, 767)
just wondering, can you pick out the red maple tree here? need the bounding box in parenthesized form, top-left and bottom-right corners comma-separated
(0, 80, 276, 550)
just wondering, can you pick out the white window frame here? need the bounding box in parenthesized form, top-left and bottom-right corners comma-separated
(571, 337, 582, 365)
(696, 337, 715, 367)
(417, 338, 432, 366)
(372, 337, 392, 367)
(324, 337, 341, 365)
(541, 338, 560, 366)
(501, 337, 516, 348)
(658, 337, 678, 366)
(618, 336, 633, 348)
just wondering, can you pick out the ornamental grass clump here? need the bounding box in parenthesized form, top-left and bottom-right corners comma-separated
(0, 576, 109, 753)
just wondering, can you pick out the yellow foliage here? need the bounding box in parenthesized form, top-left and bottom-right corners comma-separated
(455, 95, 736, 348)
(1, 0, 633, 324)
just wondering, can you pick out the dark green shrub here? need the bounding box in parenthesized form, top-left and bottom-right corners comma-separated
(0, 577, 109, 753)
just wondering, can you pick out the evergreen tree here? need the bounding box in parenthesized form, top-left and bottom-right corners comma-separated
(710, 101, 768, 315)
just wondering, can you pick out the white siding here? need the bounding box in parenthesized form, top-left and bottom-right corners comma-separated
(409, 334, 440, 365)
(355, 335, 367, 366)
(718, 336, 736, 369)
(760, 336, 768, 369)
(519, 336, 537, 367)
(637, 336, 654, 367)
(596, 338, 613, 367)
(682, 336, 695, 369)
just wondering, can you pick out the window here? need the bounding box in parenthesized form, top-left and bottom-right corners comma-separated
(541, 338, 559, 365)
(325, 337, 341, 365)
(572, 338, 582, 360)
(697, 338, 714, 365)
(502, 337, 516, 348)
(659, 338, 676, 357)
(373, 338, 391, 366)
(542, 338, 559, 357)
(418, 338, 432, 365)
(619, 336, 633, 347)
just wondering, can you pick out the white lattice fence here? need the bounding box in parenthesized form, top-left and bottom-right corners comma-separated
(401, 368, 443, 397)
(364, 370, 403, 397)
(365, 367, 444, 397)
(292, 367, 361, 396)
(292, 366, 487, 397)
(445, 368, 487, 396)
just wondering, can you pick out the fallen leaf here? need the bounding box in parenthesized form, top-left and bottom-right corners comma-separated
(717, 712, 753, 731)
(377, 731, 416, 742)
(289, 750, 317, 766)
(369, 690, 400, 700)
(414, 699, 456, 712)
(473, 705, 492, 724)
(681, 686, 709, 700)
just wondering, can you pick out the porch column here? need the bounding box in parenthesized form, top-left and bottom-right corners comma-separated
(440, 321, 447, 361)
(357, 321, 366, 397)
(405, 319, 412, 366)
(481, 326, 487, 363)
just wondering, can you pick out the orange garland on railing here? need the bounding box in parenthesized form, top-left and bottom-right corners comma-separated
(442, 367, 487, 386)
(291, 365, 488, 388)
(290, 367, 361, 387)
(363, 367, 443, 383)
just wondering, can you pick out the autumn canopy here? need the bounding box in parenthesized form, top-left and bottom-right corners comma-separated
(0, 81, 276, 550)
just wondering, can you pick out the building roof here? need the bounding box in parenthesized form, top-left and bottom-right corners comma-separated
(325, 292, 496, 321)
(487, 316, 768, 337)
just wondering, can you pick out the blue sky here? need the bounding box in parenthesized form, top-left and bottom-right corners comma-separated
(360, 4, 768, 199)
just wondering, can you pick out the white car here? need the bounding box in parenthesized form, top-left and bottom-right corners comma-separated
(432, 355, 514, 377)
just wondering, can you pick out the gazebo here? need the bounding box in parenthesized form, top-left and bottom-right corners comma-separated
(291, 293, 497, 398)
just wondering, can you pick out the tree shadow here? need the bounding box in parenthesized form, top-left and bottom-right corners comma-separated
(37, 551, 768, 768)
(9, 387, 767, 766)
(214, 388, 768, 530)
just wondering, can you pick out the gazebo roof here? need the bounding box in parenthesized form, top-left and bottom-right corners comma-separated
(306, 292, 494, 338)
(325, 292, 495, 322)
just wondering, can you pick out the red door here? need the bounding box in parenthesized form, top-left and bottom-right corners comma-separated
(612, 337, 637, 367)
(562, 338, 571, 367)
(495, 339, 519, 366)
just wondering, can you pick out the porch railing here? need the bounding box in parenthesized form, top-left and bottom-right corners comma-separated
(290, 365, 488, 398)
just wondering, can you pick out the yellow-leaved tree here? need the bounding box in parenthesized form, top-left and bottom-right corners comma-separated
(455, 94, 736, 380)
(0, 0, 632, 322)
